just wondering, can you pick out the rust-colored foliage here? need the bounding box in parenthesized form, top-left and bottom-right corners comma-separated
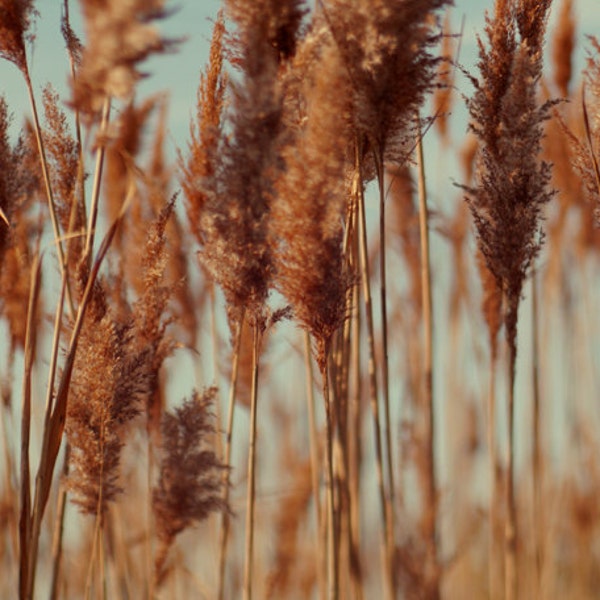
(152, 388, 228, 585)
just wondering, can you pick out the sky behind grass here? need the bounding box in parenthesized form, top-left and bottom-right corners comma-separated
(1, 0, 598, 441)
(1, 0, 599, 153)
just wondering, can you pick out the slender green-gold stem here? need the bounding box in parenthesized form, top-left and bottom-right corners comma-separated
(416, 115, 438, 598)
(23, 70, 75, 318)
(18, 255, 42, 600)
(487, 348, 498, 600)
(84, 97, 111, 267)
(505, 342, 517, 600)
(26, 189, 132, 600)
(304, 332, 326, 600)
(243, 323, 261, 600)
(349, 282, 364, 600)
(218, 310, 245, 600)
(374, 146, 396, 596)
(531, 269, 542, 600)
(355, 145, 392, 600)
(320, 353, 338, 600)
(49, 447, 70, 600)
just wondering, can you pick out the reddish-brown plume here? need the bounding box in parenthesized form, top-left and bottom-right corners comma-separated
(325, 0, 452, 164)
(72, 0, 177, 115)
(65, 308, 147, 515)
(272, 38, 352, 369)
(552, 0, 576, 96)
(42, 84, 84, 267)
(66, 202, 177, 513)
(152, 388, 228, 585)
(564, 37, 600, 225)
(433, 12, 456, 143)
(190, 1, 305, 327)
(180, 12, 227, 247)
(0, 110, 42, 353)
(464, 0, 554, 353)
(0, 0, 37, 73)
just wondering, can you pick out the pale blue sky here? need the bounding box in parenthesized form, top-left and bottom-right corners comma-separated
(0, 0, 599, 153)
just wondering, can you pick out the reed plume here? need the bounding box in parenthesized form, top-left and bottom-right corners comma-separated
(41, 84, 85, 269)
(72, 0, 177, 115)
(182, 3, 305, 598)
(65, 307, 145, 515)
(272, 30, 352, 599)
(326, 0, 451, 161)
(0, 118, 42, 354)
(552, 0, 575, 97)
(273, 42, 350, 370)
(466, 0, 554, 355)
(180, 11, 226, 248)
(66, 200, 177, 515)
(325, 7, 452, 596)
(562, 37, 600, 225)
(0, 0, 37, 73)
(5, 2, 600, 598)
(152, 387, 228, 586)
(463, 1, 554, 597)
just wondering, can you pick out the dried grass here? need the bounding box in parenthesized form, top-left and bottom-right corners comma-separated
(2, 2, 600, 599)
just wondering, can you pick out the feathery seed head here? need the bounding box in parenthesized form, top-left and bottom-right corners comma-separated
(0, 0, 36, 72)
(72, 0, 177, 115)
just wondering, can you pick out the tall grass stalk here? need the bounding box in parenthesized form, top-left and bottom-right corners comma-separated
(217, 311, 245, 600)
(39, 264, 69, 600)
(84, 98, 111, 265)
(23, 71, 75, 317)
(373, 149, 396, 591)
(6, 2, 600, 598)
(355, 146, 392, 600)
(488, 349, 499, 599)
(242, 323, 262, 600)
(18, 254, 42, 600)
(320, 353, 338, 600)
(416, 114, 439, 599)
(25, 191, 131, 599)
(531, 268, 542, 600)
(345, 191, 364, 600)
(463, 2, 554, 596)
(23, 269, 66, 600)
(505, 330, 517, 600)
(303, 331, 326, 600)
(49, 448, 70, 600)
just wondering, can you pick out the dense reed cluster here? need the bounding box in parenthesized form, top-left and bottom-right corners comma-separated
(2, 0, 600, 599)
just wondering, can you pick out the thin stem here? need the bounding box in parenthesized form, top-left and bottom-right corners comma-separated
(146, 423, 156, 600)
(304, 332, 326, 600)
(487, 345, 498, 600)
(24, 265, 65, 600)
(23, 70, 75, 318)
(26, 188, 132, 600)
(84, 97, 111, 267)
(355, 146, 392, 600)
(18, 255, 42, 600)
(86, 398, 108, 600)
(243, 322, 261, 600)
(531, 269, 542, 600)
(374, 147, 396, 596)
(505, 341, 517, 600)
(416, 115, 438, 599)
(218, 311, 245, 600)
(63, 0, 88, 238)
(341, 193, 363, 600)
(348, 281, 364, 600)
(49, 447, 70, 600)
(84, 511, 105, 600)
(321, 354, 338, 600)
